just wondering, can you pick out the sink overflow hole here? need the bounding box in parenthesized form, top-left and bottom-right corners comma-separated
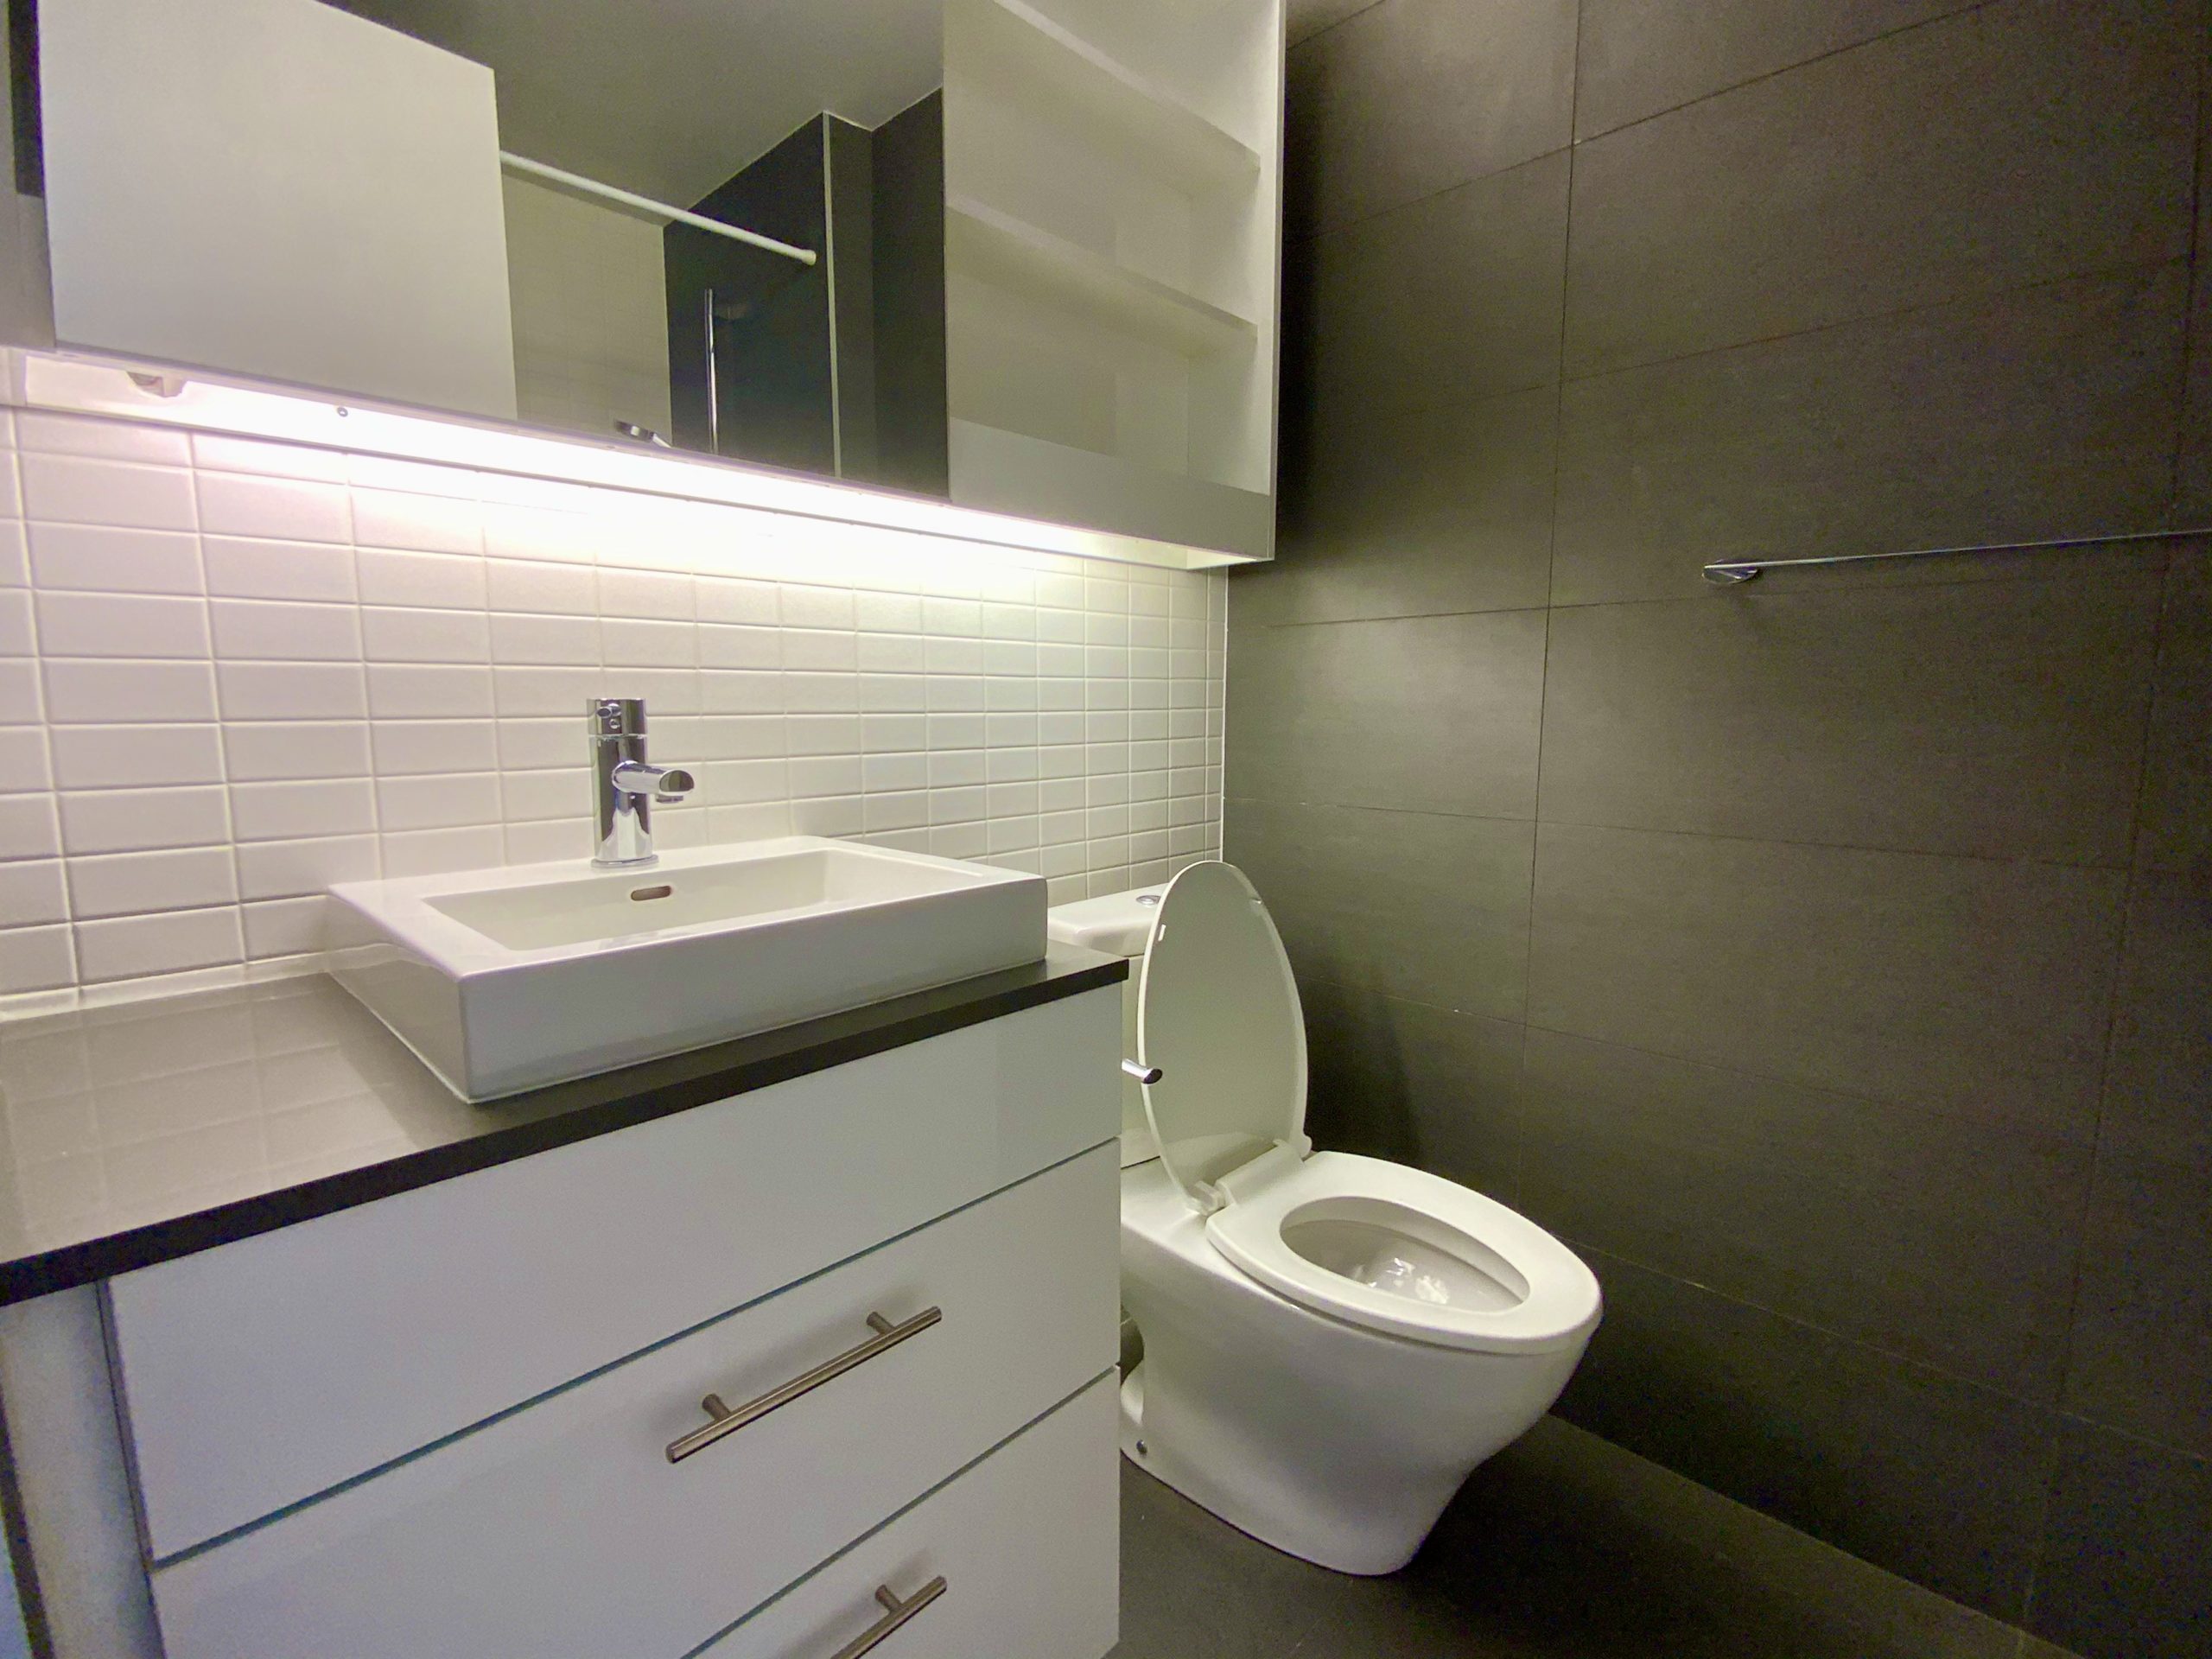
(630, 884, 675, 902)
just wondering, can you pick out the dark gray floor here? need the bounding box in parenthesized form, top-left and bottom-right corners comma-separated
(1110, 1421, 2056, 1659)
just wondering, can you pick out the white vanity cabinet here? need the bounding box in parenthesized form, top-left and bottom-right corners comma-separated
(73, 983, 1123, 1659)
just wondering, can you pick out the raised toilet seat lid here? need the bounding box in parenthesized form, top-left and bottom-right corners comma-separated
(1135, 861, 1600, 1354)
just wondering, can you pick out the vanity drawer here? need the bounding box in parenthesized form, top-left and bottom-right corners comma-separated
(147, 1145, 1120, 1659)
(107, 985, 1119, 1559)
(701, 1372, 1118, 1659)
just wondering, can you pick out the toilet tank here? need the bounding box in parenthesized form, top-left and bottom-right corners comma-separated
(1046, 887, 1163, 1167)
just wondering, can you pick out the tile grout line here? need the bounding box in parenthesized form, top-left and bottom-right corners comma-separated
(1569, 0, 2003, 147)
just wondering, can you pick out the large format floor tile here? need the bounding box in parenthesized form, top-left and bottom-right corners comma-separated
(1112, 1415, 2028, 1658)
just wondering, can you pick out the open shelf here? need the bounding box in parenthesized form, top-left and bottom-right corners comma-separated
(946, 196, 1256, 358)
(948, 419, 1274, 561)
(952, 0, 1262, 195)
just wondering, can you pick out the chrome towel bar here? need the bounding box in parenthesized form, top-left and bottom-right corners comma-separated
(664, 1306, 942, 1464)
(1702, 525, 2207, 585)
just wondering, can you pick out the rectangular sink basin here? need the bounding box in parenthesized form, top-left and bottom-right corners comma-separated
(324, 838, 1046, 1100)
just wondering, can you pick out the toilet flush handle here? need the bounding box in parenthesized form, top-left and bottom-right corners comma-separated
(1121, 1058, 1162, 1085)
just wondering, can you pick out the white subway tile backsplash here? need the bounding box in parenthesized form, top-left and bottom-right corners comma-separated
(216, 661, 368, 721)
(0, 858, 67, 925)
(0, 727, 48, 791)
(234, 834, 378, 900)
(367, 664, 493, 720)
(351, 487, 481, 555)
(0, 589, 30, 655)
(355, 548, 485, 610)
(599, 566, 692, 620)
(59, 785, 227, 855)
(28, 524, 201, 594)
(0, 405, 1225, 998)
(788, 755, 860, 796)
(487, 557, 595, 615)
(379, 824, 501, 878)
(20, 456, 196, 530)
(224, 721, 372, 782)
(197, 472, 351, 543)
(491, 612, 598, 666)
(375, 772, 499, 832)
(0, 924, 74, 993)
(499, 768, 585, 823)
(0, 796, 62, 862)
(493, 664, 598, 716)
(242, 894, 327, 961)
(229, 779, 376, 842)
(73, 906, 243, 982)
(18, 410, 193, 464)
(361, 606, 490, 664)
(49, 723, 224, 789)
(209, 599, 362, 661)
(34, 591, 209, 658)
(67, 847, 238, 919)
(372, 720, 496, 776)
(501, 818, 591, 864)
(203, 537, 357, 602)
(601, 618, 692, 666)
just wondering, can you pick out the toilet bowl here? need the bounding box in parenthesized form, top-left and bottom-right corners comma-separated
(1047, 861, 1601, 1576)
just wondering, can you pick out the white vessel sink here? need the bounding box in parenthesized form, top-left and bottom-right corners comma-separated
(324, 838, 1047, 1100)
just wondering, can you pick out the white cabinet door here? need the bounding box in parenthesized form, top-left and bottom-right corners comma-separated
(148, 1147, 1121, 1659)
(702, 1374, 1119, 1659)
(108, 987, 1121, 1558)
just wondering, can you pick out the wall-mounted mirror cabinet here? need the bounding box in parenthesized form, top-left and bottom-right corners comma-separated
(0, 0, 1283, 560)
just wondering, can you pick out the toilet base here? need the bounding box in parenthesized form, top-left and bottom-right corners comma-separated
(1118, 1363, 1414, 1577)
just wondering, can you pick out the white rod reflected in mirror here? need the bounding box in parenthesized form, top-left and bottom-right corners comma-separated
(496, 152, 818, 267)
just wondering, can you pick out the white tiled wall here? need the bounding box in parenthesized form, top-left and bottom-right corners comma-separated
(0, 405, 1225, 1002)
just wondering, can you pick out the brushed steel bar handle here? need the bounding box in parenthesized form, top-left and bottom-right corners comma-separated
(826, 1576, 947, 1659)
(664, 1306, 942, 1464)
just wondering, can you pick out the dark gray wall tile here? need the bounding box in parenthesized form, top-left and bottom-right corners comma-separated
(1421, 1420, 2025, 1659)
(1296, 979, 1523, 1203)
(1286, 0, 1380, 48)
(1525, 823, 2126, 1136)
(2027, 1422, 2212, 1659)
(1553, 1249, 2057, 1620)
(2176, 87, 2212, 522)
(2063, 874, 2212, 1457)
(2136, 548, 2212, 874)
(1224, 610, 1546, 817)
(1306, 152, 1569, 423)
(1574, 0, 1974, 139)
(1537, 573, 2165, 864)
(1562, 0, 2198, 377)
(1549, 265, 2189, 605)
(1285, 0, 1574, 238)
(1520, 1029, 2091, 1401)
(1236, 385, 1555, 627)
(1227, 798, 1533, 1020)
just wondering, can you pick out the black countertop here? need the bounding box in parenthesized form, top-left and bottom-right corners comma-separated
(0, 950, 1125, 1306)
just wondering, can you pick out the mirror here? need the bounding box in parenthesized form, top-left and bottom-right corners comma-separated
(24, 0, 947, 493)
(341, 0, 949, 495)
(12, 0, 1283, 561)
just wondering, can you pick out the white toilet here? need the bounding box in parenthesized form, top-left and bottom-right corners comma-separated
(1047, 861, 1603, 1576)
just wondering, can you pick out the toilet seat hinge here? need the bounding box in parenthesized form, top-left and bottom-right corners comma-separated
(1205, 1136, 1314, 1211)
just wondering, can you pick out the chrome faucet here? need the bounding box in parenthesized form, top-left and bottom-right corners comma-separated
(588, 698, 696, 868)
